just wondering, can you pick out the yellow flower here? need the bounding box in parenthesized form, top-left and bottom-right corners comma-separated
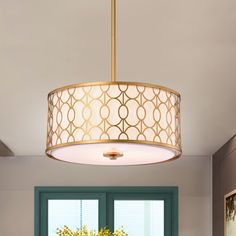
(56, 225, 127, 236)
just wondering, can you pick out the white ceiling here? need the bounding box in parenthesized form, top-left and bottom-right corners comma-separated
(0, 0, 236, 156)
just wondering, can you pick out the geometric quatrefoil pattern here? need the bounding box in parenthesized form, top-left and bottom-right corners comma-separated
(46, 82, 181, 154)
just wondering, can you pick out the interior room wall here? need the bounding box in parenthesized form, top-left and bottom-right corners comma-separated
(0, 155, 211, 236)
(213, 135, 236, 236)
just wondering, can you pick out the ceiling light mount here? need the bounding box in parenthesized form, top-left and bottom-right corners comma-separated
(103, 148, 124, 160)
(46, 0, 182, 165)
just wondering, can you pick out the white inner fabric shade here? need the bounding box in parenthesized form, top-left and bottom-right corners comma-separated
(46, 82, 181, 165)
(51, 143, 177, 165)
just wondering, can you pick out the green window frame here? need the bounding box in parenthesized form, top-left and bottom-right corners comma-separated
(35, 186, 178, 236)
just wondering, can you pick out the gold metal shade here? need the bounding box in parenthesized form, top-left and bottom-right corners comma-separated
(46, 0, 182, 165)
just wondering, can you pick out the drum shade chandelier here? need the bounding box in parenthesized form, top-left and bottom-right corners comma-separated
(46, 0, 182, 165)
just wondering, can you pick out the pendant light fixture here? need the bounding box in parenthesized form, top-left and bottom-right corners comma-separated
(46, 0, 182, 165)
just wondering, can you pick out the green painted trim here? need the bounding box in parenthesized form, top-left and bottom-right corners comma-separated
(34, 187, 40, 236)
(172, 187, 179, 236)
(35, 186, 178, 236)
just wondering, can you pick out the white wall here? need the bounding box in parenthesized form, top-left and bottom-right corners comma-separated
(0, 156, 211, 236)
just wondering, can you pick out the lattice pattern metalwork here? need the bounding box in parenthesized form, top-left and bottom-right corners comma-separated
(46, 82, 181, 156)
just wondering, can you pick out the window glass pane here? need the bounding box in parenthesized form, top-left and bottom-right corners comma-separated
(48, 200, 99, 236)
(114, 200, 164, 236)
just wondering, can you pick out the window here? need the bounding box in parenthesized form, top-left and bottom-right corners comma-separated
(35, 187, 178, 236)
(48, 199, 99, 235)
(114, 200, 164, 235)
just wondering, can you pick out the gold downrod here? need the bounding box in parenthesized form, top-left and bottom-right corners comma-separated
(111, 0, 116, 82)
